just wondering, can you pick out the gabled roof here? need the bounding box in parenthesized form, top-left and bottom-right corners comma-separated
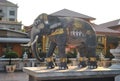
(51, 9, 95, 21)
(94, 19, 120, 36)
(94, 25, 120, 36)
(0, 0, 18, 7)
(98, 19, 120, 28)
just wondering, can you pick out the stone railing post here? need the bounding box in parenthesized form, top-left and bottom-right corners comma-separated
(109, 42, 120, 69)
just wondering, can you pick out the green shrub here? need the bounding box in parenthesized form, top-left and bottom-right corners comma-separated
(4, 51, 18, 65)
(67, 51, 77, 58)
(5, 51, 18, 58)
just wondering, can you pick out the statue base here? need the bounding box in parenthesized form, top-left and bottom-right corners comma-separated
(109, 59, 120, 69)
(23, 66, 120, 81)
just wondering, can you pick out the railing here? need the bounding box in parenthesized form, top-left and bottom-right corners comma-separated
(0, 58, 36, 71)
(0, 58, 113, 71)
(98, 59, 112, 67)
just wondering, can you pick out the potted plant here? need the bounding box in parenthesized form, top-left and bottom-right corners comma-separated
(4, 51, 18, 72)
(66, 49, 77, 66)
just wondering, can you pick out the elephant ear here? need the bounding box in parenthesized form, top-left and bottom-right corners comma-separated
(47, 15, 62, 29)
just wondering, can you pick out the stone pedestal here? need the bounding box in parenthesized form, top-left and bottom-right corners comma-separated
(109, 43, 120, 69)
(23, 66, 120, 81)
(115, 75, 120, 81)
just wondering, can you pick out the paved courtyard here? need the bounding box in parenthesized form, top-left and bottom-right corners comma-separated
(0, 71, 28, 81)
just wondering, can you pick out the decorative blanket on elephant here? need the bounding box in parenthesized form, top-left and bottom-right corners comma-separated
(50, 28, 64, 36)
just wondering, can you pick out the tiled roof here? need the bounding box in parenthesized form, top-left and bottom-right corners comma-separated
(93, 25, 120, 36)
(0, 0, 17, 7)
(0, 28, 28, 36)
(94, 19, 120, 36)
(51, 9, 95, 20)
(98, 19, 120, 28)
(94, 26, 118, 33)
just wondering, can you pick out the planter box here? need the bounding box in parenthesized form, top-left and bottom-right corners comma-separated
(6, 65, 16, 72)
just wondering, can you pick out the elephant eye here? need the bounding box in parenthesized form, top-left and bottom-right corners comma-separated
(38, 19, 41, 23)
(34, 21, 38, 26)
(34, 19, 41, 26)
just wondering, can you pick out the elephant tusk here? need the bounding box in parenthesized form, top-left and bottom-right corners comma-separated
(31, 35, 39, 46)
(25, 42, 31, 47)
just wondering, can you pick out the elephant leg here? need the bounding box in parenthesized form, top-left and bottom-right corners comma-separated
(77, 46, 87, 68)
(58, 45, 68, 70)
(46, 42, 56, 69)
(87, 47, 97, 69)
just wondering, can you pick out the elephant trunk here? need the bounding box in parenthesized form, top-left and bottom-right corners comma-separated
(30, 29, 42, 62)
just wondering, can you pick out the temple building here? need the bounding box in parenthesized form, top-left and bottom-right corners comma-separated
(0, 0, 22, 30)
(0, 28, 30, 57)
(0, 0, 30, 57)
(94, 19, 120, 58)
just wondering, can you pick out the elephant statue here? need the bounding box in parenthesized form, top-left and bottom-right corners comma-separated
(30, 13, 97, 70)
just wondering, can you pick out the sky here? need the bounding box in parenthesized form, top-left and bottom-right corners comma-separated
(9, 0, 120, 26)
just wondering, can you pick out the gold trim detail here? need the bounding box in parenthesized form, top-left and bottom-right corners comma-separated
(60, 58, 67, 62)
(50, 28, 64, 36)
(46, 57, 53, 62)
(79, 57, 87, 61)
(90, 57, 96, 61)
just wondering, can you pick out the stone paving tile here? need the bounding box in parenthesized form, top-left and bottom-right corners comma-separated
(0, 71, 28, 81)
